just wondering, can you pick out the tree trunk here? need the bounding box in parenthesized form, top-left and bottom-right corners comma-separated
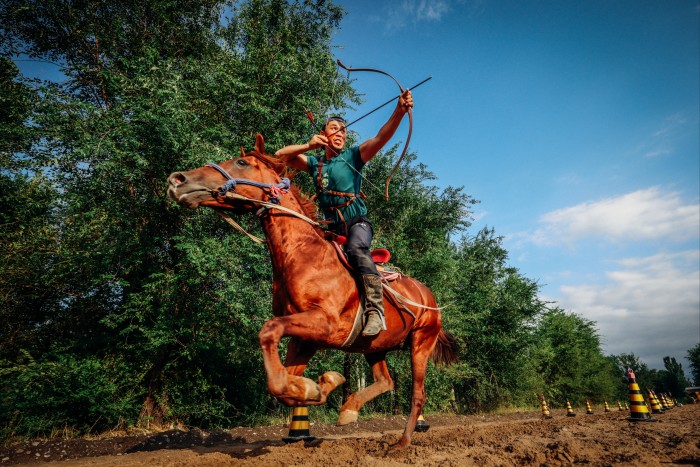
(343, 353, 352, 403)
(137, 344, 175, 428)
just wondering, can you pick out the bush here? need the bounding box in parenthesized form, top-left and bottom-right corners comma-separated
(0, 351, 140, 439)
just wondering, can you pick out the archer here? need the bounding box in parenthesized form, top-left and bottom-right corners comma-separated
(275, 89, 413, 336)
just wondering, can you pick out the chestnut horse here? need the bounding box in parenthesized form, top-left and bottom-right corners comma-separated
(167, 134, 458, 448)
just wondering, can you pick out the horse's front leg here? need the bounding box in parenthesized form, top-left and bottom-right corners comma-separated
(259, 311, 345, 406)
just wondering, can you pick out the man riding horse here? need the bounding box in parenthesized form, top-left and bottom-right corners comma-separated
(275, 89, 414, 337)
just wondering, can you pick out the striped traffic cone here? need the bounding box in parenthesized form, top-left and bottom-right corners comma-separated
(415, 414, 430, 432)
(647, 389, 663, 414)
(664, 393, 676, 408)
(652, 390, 665, 412)
(604, 401, 611, 413)
(617, 401, 624, 411)
(566, 400, 576, 417)
(626, 369, 656, 422)
(658, 392, 672, 410)
(585, 400, 594, 414)
(283, 406, 316, 443)
(539, 393, 553, 419)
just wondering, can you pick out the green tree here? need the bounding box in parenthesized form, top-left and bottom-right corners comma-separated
(0, 58, 63, 361)
(531, 308, 619, 406)
(687, 343, 700, 385)
(0, 0, 355, 436)
(441, 228, 546, 412)
(657, 356, 689, 397)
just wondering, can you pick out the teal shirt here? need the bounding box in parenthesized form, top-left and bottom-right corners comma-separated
(307, 146, 367, 225)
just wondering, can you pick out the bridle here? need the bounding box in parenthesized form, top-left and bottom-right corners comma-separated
(206, 162, 290, 204)
(204, 162, 319, 244)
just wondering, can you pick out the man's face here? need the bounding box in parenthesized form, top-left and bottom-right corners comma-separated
(324, 120, 347, 153)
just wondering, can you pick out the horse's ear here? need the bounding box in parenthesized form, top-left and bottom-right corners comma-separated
(240, 146, 246, 158)
(255, 133, 265, 154)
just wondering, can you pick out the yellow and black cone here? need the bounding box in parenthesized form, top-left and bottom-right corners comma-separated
(624, 401, 629, 410)
(539, 394, 553, 419)
(617, 401, 624, 411)
(283, 406, 316, 443)
(604, 401, 611, 412)
(585, 400, 594, 414)
(647, 389, 663, 414)
(664, 393, 676, 408)
(415, 414, 430, 432)
(626, 369, 656, 422)
(658, 391, 671, 409)
(566, 400, 576, 417)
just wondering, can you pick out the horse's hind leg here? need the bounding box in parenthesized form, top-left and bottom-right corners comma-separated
(337, 352, 393, 425)
(393, 326, 440, 449)
(259, 311, 345, 406)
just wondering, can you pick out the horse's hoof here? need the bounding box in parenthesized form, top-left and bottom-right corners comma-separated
(337, 410, 359, 425)
(388, 438, 410, 451)
(318, 371, 345, 392)
(289, 376, 322, 402)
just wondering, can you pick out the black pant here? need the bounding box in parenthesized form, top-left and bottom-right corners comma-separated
(336, 218, 379, 276)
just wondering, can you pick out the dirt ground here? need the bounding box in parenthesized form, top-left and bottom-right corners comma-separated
(2, 403, 698, 466)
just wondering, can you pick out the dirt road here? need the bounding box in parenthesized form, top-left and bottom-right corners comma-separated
(2, 403, 698, 466)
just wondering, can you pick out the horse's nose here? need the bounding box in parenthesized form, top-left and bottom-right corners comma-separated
(168, 172, 187, 187)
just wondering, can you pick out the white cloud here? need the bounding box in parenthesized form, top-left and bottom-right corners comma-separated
(652, 113, 687, 138)
(412, 0, 451, 21)
(552, 250, 700, 370)
(640, 113, 692, 159)
(644, 149, 671, 159)
(378, 0, 454, 34)
(527, 187, 699, 246)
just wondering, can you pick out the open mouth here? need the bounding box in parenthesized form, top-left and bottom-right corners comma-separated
(167, 186, 212, 209)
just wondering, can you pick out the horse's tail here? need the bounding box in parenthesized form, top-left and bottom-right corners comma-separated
(431, 328, 460, 366)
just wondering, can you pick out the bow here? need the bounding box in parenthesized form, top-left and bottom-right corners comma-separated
(337, 59, 413, 201)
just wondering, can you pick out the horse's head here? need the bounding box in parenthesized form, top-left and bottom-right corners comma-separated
(167, 134, 288, 212)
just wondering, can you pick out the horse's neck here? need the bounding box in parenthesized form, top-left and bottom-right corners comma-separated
(260, 193, 339, 275)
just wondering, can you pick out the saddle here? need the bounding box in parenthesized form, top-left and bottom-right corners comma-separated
(327, 233, 402, 282)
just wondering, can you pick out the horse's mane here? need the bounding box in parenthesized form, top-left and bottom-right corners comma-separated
(289, 185, 319, 222)
(249, 150, 319, 222)
(249, 150, 287, 174)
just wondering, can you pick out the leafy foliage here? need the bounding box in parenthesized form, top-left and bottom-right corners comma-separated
(688, 343, 700, 386)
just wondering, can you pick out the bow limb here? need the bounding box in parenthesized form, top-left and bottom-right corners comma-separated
(385, 107, 412, 200)
(337, 59, 412, 200)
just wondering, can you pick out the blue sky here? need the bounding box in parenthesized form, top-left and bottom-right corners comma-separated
(331, 0, 699, 372)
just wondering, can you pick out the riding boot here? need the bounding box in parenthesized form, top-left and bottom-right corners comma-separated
(360, 274, 386, 336)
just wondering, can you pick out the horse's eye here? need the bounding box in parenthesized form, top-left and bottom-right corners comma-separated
(236, 159, 248, 167)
